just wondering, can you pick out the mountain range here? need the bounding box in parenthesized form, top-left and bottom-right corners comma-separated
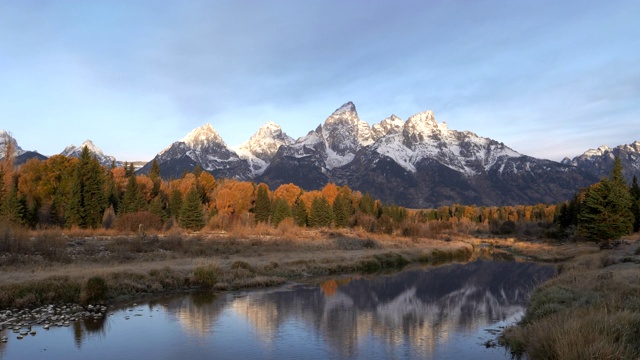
(2, 103, 639, 208)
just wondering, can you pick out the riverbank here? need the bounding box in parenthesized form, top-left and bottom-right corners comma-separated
(0, 227, 475, 309)
(500, 235, 640, 360)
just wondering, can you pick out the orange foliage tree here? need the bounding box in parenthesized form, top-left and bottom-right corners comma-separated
(273, 183, 302, 206)
(321, 183, 339, 205)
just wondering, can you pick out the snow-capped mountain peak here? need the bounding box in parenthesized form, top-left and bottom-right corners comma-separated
(321, 101, 374, 168)
(180, 123, 225, 150)
(372, 115, 405, 139)
(329, 101, 357, 117)
(61, 139, 117, 167)
(235, 121, 295, 175)
(562, 140, 640, 181)
(583, 145, 611, 157)
(0, 130, 24, 157)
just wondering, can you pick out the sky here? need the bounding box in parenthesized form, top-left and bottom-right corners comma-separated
(1, 0, 639, 162)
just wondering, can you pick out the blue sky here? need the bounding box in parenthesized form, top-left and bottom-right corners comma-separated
(1, 0, 639, 162)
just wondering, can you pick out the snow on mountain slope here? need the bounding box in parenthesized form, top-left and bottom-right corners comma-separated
(321, 101, 374, 169)
(149, 123, 251, 179)
(273, 102, 374, 170)
(0, 130, 25, 158)
(371, 111, 521, 176)
(61, 139, 118, 167)
(562, 141, 640, 181)
(235, 121, 294, 175)
(371, 115, 404, 139)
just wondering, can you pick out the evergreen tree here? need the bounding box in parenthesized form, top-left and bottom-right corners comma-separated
(120, 174, 146, 214)
(179, 186, 205, 231)
(149, 159, 161, 198)
(105, 169, 120, 212)
(254, 184, 271, 223)
(293, 199, 307, 227)
(65, 147, 107, 228)
(630, 176, 640, 232)
(309, 196, 333, 228)
(168, 189, 183, 220)
(65, 166, 84, 227)
(578, 157, 633, 242)
(149, 159, 161, 181)
(124, 162, 135, 178)
(359, 192, 375, 216)
(0, 184, 24, 225)
(149, 194, 169, 221)
(333, 192, 353, 228)
(271, 198, 292, 227)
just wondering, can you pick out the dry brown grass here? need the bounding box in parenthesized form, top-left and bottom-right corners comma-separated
(0, 224, 477, 308)
(501, 235, 640, 359)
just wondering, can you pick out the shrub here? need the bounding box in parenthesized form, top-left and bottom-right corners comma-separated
(231, 260, 253, 270)
(192, 264, 220, 288)
(0, 222, 30, 254)
(32, 230, 68, 261)
(82, 276, 108, 303)
(377, 214, 394, 234)
(159, 233, 184, 251)
(114, 211, 162, 233)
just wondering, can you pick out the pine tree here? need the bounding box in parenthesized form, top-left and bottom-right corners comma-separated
(293, 199, 307, 227)
(359, 192, 375, 216)
(83, 156, 107, 228)
(149, 159, 161, 181)
(149, 159, 161, 198)
(272, 198, 292, 228)
(149, 194, 169, 221)
(578, 157, 633, 243)
(333, 192, 353, 228)
(309, 196, 333, 228)
(630, 176, 640, 232)
(65, 166, 84, 227)
(179, 186, 205, 231)
(125, 162, 135, 178)
(105, 169, 120, 213)
(120, 174, 146, 214)
(0, 184, 24, 225)
(168, 189, 183, 220)
(254, 184, 271, 223)
(65, 146, 107, 228)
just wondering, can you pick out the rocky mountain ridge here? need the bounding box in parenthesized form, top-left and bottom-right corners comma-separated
(3, 102, 638, 208)
(61, 140, 120, 168)
(562, 141, 640, 182)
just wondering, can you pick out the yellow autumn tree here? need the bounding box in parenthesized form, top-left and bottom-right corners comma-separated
(273, 183, 302, 206)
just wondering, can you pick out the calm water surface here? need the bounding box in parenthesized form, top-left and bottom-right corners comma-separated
(0, 260, 554, 359)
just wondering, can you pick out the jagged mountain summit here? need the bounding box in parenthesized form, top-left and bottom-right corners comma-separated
(140, 102, 600, 207)
(562, 141, 640, 182)
(234, 121, 294, 176)
(0, 130, 48, 165)
(258, 102, 597, 207)
(139, 123, 251, 179)
(61, 140, 118, 168)
(0, 130, 25, 157)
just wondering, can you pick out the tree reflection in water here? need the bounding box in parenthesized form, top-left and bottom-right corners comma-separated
(30, 260, 554, 359)
(172, 260, 555, 358)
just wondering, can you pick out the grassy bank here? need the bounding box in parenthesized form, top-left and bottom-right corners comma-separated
(0, 226, 474, 308)
(500, 235, 640, 360)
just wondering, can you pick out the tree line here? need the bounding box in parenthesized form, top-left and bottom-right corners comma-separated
(0, 141, 566, 234)
(553, 156, 640, 245)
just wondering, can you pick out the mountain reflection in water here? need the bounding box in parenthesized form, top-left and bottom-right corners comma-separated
(0, 260, 555, 360)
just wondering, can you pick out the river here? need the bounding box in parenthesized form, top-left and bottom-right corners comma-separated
(0, 260, 555, 359)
